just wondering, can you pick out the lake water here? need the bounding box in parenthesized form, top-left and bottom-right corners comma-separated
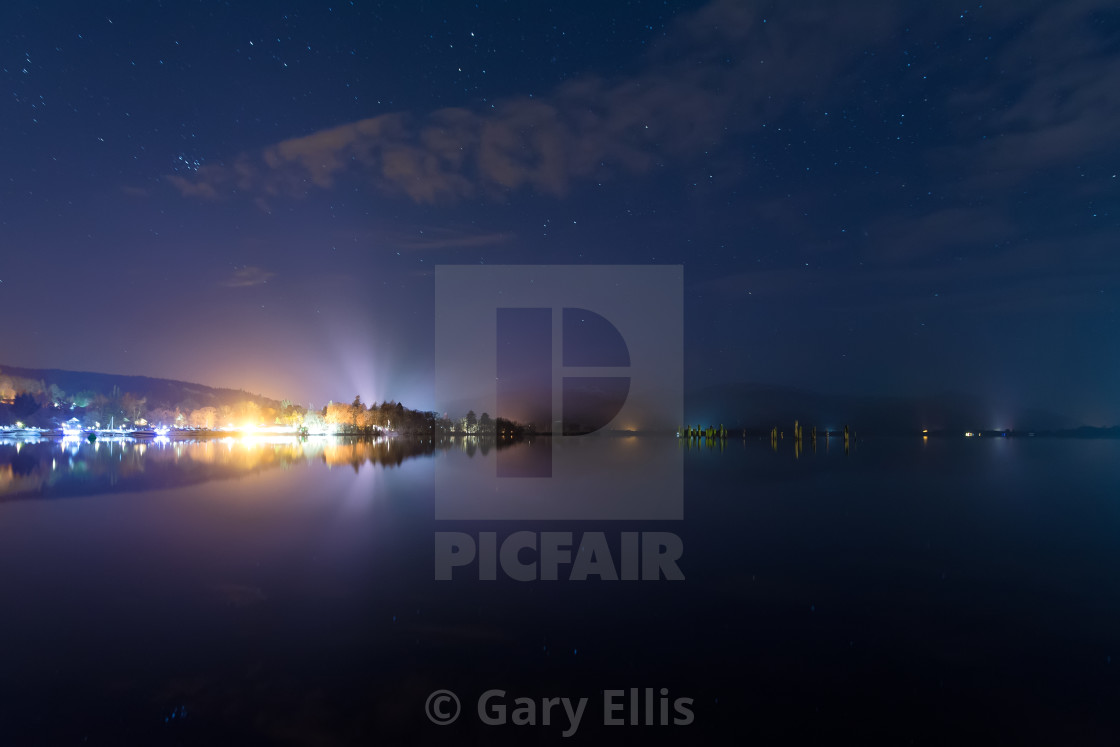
(1, 435, 1119, 744)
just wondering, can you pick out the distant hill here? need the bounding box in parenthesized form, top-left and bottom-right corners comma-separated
(0, 364, 284, 412)
(0, 364, 448, 435)
(687, 383, 1081, 435)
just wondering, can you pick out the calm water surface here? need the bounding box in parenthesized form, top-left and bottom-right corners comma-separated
(1, 435, 1119, 745)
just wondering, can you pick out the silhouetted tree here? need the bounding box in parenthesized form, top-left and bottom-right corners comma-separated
(349, 395, 364, 428)
(11, 392, 40, 420)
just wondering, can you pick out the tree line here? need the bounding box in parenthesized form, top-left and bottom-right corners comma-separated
(0, 373, 528, 438)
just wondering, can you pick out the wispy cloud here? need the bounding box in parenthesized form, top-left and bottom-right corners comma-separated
(864, 207, 1016, 264)
(163, 0, 1120, 304)
(703, 231, 1119, 315)
(166, 174, 220, 200)
(940, 0, 1120, 191)
(164, 0, 893, 205)
(392, 228, 515, 251)
(223, 265, 275, 288)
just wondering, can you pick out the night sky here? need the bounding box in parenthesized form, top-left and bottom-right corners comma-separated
(1, 1, 1117, 424)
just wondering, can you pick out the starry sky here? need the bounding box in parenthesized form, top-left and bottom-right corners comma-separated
(1, 0, 1117, 424)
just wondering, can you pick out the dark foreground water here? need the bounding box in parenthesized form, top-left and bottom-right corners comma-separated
(1, 435, 1119, 745)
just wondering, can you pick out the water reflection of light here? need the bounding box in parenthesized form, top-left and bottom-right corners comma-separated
(0, 435, 448, 501)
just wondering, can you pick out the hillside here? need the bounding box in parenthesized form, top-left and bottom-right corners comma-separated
(0, 365, 454, 436)
(0, 365, 284, 411)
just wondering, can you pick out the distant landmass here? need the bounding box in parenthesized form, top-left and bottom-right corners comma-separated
(0, 364, 284, 412)
(687, 383, 1084, 435)
(0, 365, 515, 437)
(0, 364, 1101, 436)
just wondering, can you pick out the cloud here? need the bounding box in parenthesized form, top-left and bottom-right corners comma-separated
(165, 0, 894, 205)
(161, 0, 1120, 314)
(391, 228, 515, 251)
(223, 265, 275, 288)
(935, 0, 1120, 189)
(704, 230, 1120, 316)
(165, 173, 220, 199)
(864, 207, 1016, 264)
